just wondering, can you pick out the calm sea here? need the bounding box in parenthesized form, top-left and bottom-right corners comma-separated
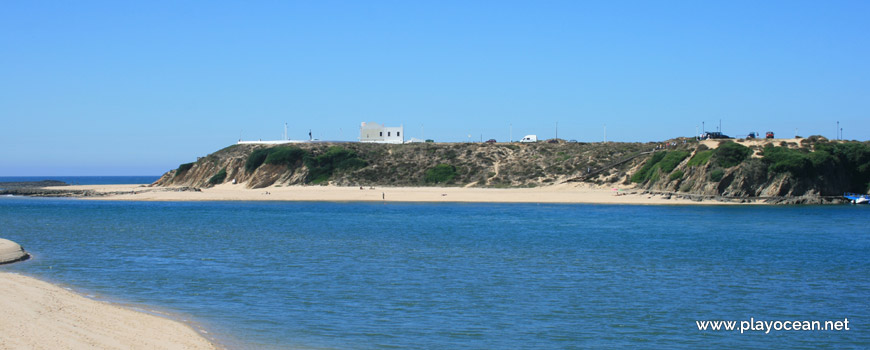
(0, 198, 867, 349)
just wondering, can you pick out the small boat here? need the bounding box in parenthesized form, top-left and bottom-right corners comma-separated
(844, 193, 870, 204)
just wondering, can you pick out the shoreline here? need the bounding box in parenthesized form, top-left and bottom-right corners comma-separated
(0, 268, 218, 350)
(39, 183, 761, 205)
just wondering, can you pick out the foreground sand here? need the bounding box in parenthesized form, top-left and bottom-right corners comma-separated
(0, 272, 217, 350)
(58, 183, 746, 205)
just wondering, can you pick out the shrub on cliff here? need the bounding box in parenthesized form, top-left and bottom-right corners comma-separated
(714, 142, 752, 168)
(208, 168, 227, 185)
(304, 147, 367, 184)
(709, 168, 725, 182)
(265, 147, 306, 168)
(631, 150, 690, 184)
(245, 148, 275, 173)
(175, 162, 194, 177)
(657, 150, 690, 173)
(631, 152, 666, 183)
(687, 150, 713, 167)
(425, 164, 457, 184)
(763, 142, 870, 192)
(761, 145, 811, 177)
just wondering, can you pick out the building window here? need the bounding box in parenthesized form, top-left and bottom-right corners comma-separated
(379, 132, 383, 136)
(388, 132, 391, 136)
(397, 132, 400, 137)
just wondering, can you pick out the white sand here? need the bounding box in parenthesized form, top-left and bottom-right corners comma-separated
(57, 183, 745, 205)
(0, 271, 217, 350)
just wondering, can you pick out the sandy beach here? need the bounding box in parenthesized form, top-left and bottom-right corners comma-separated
(0, 271, 216, 350)
(55, 183, 747, 205)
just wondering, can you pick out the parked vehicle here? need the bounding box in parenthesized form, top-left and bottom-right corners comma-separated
(766, 131, 775, 139)
(519, 135, 538, 143)
(485, 139, 497, 144)
(747, 132, 756, 139)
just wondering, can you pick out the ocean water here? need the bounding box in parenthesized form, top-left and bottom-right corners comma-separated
(0, 198, 867, 349)
(0, 176, 161, 186)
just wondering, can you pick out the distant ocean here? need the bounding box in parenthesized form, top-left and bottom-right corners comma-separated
(0, 176, 160, 186)
(1, 199, 867, 349)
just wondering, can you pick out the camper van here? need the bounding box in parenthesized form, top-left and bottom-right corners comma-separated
(519, 135, 538, 143)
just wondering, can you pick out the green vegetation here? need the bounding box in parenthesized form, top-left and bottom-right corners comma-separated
(208, 168, 227, 185)
(245, 148, 275, 173)
(630, 152, 666, 183)
(761, 146, 810, 176)
(679, 180, 694, 192)
(264, 146, 306, 167)
(304, 146, 367, 184)
(762, 142, 870, 192)
(246, 146, 366, 183)
(687, 150, 714, 167)
(630, 150, 689, 183)
(175, 162, 194, 177)
(709, 169, 725, 182)
(658, 150, 690, 173)
(669, 170, 684, 181)
(425, 164, 458, 184)
(713, 142, 752, 168)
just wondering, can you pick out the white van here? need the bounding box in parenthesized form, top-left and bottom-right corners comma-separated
(519, 135, 538, 143)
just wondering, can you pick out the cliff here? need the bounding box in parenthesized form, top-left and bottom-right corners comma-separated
(155, 141, 652, 189)
(154, 137, 870, 204)
(631, 136, 870, 204)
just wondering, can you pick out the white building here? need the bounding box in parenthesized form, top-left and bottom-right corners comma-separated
(359, 122, 404, 144)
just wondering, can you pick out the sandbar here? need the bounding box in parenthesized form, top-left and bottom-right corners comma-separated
(55, 183, 749, 205)
(0, 271, 217, 350)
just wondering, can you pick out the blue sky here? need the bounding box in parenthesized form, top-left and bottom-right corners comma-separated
(2, 1, 868, 175)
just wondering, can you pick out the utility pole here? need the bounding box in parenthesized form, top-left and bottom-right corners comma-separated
(837, 121, 839, 140)
(702, 121, 705, 133)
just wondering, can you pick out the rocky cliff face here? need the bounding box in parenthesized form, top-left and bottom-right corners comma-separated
(632, 137, 869, 203)
(154, 141, 652, 189)
(154, 137, 869, 204)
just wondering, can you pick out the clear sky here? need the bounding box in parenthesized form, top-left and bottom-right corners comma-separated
(2, 1, 868, 175)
